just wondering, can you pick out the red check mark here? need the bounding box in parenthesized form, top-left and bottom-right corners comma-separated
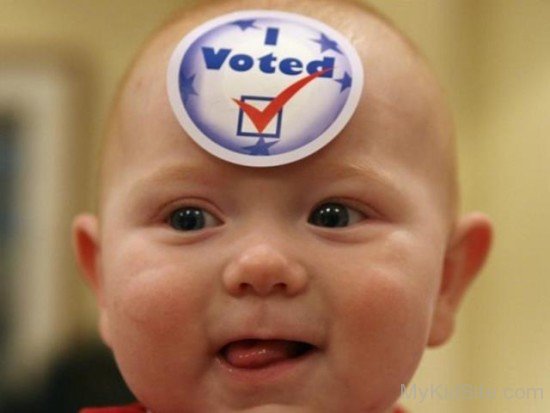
(233, 68, 332, 133)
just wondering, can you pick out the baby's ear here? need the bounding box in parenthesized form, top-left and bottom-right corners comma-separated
(428, 212, 493, 347)
(72, 214, 111, 346)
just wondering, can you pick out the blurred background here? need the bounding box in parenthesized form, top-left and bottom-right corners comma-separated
(0, 0, 548, 412)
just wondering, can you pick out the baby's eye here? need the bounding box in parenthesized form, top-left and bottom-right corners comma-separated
(168, 207, 220, 231)
(308, 202, 366, 228)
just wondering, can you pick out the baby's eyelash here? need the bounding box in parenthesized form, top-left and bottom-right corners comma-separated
(167, 206, 222, 231)
(312, 198, 376, 217)
(156, 198, 224, 224)
(307, 198, 377, 229)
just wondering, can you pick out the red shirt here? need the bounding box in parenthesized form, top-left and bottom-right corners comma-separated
(80, 404, 146, 413)
(80, 403, 408, 412)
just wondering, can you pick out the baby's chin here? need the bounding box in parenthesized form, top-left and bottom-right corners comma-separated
(134, 379, 403, 413)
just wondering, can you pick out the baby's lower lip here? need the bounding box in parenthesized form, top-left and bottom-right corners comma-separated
(215, 339, 319, 385)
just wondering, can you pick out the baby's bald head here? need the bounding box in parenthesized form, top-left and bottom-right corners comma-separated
(100, 0, 457, 228)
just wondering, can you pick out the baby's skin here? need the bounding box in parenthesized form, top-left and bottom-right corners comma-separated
(73, 0, 492, 412)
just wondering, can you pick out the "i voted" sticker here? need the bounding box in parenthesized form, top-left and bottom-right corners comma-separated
(167, 10, 364, 167)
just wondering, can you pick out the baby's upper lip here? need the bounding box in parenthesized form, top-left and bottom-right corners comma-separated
(212, 325, 323, 354)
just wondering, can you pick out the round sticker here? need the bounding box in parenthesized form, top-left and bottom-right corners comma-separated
(167, 10, 364, 167)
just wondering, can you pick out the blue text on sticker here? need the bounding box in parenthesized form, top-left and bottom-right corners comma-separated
(202, 27, 334, 77)
(203, 50, 334, 77)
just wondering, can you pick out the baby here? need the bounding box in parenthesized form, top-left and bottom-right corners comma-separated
(72, 0, 493, 412)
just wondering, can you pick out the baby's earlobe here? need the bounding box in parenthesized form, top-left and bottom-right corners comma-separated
(427, 299, 455, 347)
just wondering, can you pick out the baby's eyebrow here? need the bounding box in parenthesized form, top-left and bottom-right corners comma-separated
(312, 161, 402, 194)
(127, 163, 222, 196)
(127, 160, 404, 203)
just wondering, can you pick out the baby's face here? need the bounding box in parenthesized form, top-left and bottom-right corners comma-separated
(87, 11, 460, 413)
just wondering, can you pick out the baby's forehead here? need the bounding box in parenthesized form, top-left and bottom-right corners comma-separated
(106, 107, 431, 223)
(101, 2, 456, 221)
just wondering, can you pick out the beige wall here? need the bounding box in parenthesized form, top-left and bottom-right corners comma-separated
(1, 1, 548, 412)
(465, 1, 550, 412)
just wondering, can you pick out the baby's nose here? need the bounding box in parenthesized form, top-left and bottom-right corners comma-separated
(222, 243, 308, 297)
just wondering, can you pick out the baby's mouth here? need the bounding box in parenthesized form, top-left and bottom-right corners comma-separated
(218, 339, 316, 369)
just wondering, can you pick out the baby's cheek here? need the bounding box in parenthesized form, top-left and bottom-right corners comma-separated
(101, 242, 213, 404)
(329, 271, 430, 410)
(103, 238, 210, 341)
(350, 270, 430, 347)
(341, 234, 440, 348)
(110, 268, 209, 397)
(116, 267, 196, 334)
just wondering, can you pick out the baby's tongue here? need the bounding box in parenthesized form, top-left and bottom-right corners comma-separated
(223, 339, 299, 369)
